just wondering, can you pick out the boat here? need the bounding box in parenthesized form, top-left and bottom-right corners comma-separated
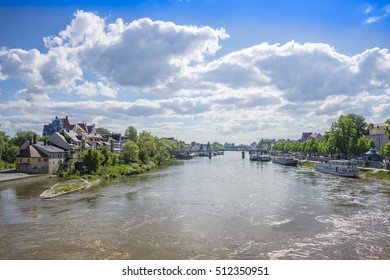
(249, 153, 258, 161)
(272, 155, 298, 166)
(314, 160, 358, 178)
(258, 154, 271, 162)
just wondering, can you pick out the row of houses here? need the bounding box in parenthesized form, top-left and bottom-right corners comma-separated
(16, 116, 129, 174)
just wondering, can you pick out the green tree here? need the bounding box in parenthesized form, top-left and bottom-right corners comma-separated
(154, 138, 174, 165)
(125, 126, 138, 143)
(356, 136, 375, 155)
(96, 127, 110, 135)
(2, 145, 18, 163)
(121, 141, 139, 164)
(347, 113, 369, 138)
(99, 146, 111, 166)
(328, 115, 357, 156)
(138, 131, 157, 163)
(380, 143, 390, 160)
(110, 153, 120, 165)
(0, 131, 9, 161)
(273, 140, 286, 152)
(11, 130, 36, 147)
(305, 138, 319, 155)
(211, 142, 225, 151)
(379, 119, 390, 160)
(83, 149, 104, 174)
(384, 119, 390, 139)
(318, 134, 330, 154)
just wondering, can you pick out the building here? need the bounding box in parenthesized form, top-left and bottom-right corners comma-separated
(301, 132, 322, 142)
(110, 134, 128, 154)
(42, 116, 63, 136)
(16, 135, 67, 174)
(366, 123, 389, 150)
(43, 116, 98, 137)
(301, 132, 312, 142)
(43, 116, 105, 152)
(47, 131, 84, 160)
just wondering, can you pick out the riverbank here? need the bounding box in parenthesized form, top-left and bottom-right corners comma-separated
(299, 160, 390, 181)
(0, 170, 48, 186)
(358, 168, 390, 180)
(40, 162, 161, 198)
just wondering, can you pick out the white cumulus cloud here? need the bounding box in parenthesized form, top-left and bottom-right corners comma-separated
(0, 10, 228, 98)
(1, 11, 390, 142)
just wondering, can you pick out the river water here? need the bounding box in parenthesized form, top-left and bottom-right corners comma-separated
(1, 151, 389, 260)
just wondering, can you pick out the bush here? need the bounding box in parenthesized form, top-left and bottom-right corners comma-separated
(0, 162, 15, 170)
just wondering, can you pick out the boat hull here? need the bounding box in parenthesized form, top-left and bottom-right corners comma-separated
(314, 168, 358, 178)
(272, 159, 298, 166)
(314, 161, 358, 178)
(258, 158, 271, 162)
(258, 155, 271, 162)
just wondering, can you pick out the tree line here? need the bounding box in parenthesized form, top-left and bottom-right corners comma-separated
(0, 130, 37, 168)
(72, 126, 183, 176)
(273, 113, 390, 159)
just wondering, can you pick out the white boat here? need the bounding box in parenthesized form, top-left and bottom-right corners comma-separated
(258, 154, 271, 162)
(314, 160, 358, 178)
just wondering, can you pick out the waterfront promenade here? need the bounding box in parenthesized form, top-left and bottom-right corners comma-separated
(0, 170, 47, 184)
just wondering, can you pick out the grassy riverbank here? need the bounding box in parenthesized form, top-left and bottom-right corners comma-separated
(298, 160, 390, 181)
(298, 161, 315, 168)
(358, 169, 390, 180)
(40, 178, 101, 199)
(57, 163, 156, 181)
(0, 162, 15, 170)
(41, 162, 159, 198)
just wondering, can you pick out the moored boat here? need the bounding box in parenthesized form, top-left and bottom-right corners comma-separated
(314, 160, 358, 178)
(258, 154, 271, 162)
(249, 153, 258, 161)
(272, 156, 298, 166)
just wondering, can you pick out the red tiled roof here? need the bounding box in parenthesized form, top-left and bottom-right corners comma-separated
(62, 116, 73, 129)
(18, 145, 47, 158)
(301, 132, 312, 140)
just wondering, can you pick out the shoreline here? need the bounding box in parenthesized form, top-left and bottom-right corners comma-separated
(299, 160, 390, 181)
(0, 170, 49, 188)
(39, 178, 101, 199)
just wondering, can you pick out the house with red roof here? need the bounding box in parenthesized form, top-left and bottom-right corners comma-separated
(16, 135, 67, 174)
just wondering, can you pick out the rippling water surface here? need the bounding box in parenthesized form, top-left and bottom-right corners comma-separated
(1, 152, 389, 259)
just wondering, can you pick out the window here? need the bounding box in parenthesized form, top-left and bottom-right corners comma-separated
(38, 159, 41, 162)
(27, 159, 30, 163)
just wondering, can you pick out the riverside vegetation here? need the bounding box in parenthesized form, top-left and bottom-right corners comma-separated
(273, 114, 390, 161)
(298, 160, 390, 180)
(51, 126, 183, 196)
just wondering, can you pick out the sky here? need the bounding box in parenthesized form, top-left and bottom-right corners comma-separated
(0, 0, 389, 144)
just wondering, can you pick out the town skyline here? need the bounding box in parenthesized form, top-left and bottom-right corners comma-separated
(0, 0, 389, 143)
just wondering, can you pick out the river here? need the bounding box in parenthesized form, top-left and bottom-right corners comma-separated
(1, 151, 389, 260)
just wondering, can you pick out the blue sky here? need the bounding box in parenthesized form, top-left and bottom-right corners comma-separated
(0, 0, 389, 143)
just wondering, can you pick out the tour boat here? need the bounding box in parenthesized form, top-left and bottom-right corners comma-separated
(314, 160, 358, 178)
(272, 156, 298, 166)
